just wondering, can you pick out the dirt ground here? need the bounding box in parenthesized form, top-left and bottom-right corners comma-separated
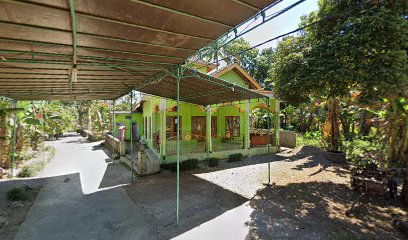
(0, 179, 44, 240)
(125, 146, 407, 239)
(1, 137, 406, 239)
(244, 147, 407, 240)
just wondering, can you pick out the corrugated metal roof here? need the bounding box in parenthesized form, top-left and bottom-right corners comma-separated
(0, 0, 275, 103)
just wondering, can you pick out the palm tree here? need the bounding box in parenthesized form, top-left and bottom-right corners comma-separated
(203, 37, 228, 69)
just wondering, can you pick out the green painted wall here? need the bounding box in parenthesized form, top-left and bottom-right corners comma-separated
(137, 65, 280, 162)
(217, 70, 249, 88)
(113, 113, 144, 140)
(141, 96, 278, 161)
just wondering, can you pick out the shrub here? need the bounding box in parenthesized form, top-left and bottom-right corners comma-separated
(228, 153, 243, 162)
(6, 186, 28, 201)
(17, 166, 34, 178)
(207, 157, 219, 167)
(161, 159, 198, 172)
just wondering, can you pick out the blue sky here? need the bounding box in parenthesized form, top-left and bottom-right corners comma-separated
(241, 0, 319, 50)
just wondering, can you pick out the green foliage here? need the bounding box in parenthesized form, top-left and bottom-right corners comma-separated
(281, 102, 325, 133)
(296, 133, 322, 148)
(269, 0, 407, 154)
(161, 159, 199, 172)
(224, 38, 259, 80)
(17, 146, 55, 178)
(16, 150, 37, 162)
(342, 136, 387, 168)
(304, 131, 321, 140)
(17, 166, 34, 178)
(209, 38, 274, 86)
(228, 153, 243, 162)
(207, 157, 219, 167)
(6, 186, 29, 201)
(201, 37, 228, 67)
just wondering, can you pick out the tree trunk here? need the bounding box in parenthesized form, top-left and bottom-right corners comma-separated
(78, 110, 83, 130)
(4, 137, 12, 169)
(360, 111, 372, 136)
(15, 122, 23, 167)
(324, 97, 340, 150)
(306, 112, 314, 132)
(386, 99, 399, 163)
(340, 115, 351, 138)
(96, 109, 103, 128)
(0, 114, 6, 168)
(87, 106, 92, 132)
(401, 116, 408, 204)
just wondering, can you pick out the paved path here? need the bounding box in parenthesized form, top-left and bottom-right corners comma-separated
(14, 134, 145, 240)
(14, 133, 255, 240)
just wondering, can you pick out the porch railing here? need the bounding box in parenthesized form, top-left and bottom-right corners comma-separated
(166, 134, 207, 155)
(212, 135, 245, 151)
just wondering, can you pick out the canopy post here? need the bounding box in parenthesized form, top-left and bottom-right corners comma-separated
(10, 100, 18, 177)
(130, 89, 134, 182)
(176, 65, 181, 224)
(111, 99, 116, 161)
(274, 100, 280, 148)
(246, 100, 250, 149)
(267, 97, 271, 184)
(206, 105, 212, 160)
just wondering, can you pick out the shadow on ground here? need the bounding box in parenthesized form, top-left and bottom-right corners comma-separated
(98, 162, 131, 189)
(193, 146, 347, 177)
(4, 141, 405, 240)
(246, 181, 407, 240)
(124, 173, 248, 239)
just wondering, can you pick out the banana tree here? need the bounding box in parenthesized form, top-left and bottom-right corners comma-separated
(0, 104, 24, 169)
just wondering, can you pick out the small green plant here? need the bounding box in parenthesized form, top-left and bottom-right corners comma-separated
(161, 159, 198, 172)
(6, 186, 29, 201)
(207, 157, 219, 167)
(228, 153, 243, 162)
(342, 135, 387, 168)
(296, 133, 322, 148)
(304, 131, 321, 139)
(17, 166, 34, 178)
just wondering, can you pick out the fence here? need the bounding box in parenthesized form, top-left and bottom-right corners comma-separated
(104, 133, 126, 156)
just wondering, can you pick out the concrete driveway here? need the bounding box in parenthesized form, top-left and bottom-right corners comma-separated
(14, 133, 256, 240)
(14, 134, 144, 240)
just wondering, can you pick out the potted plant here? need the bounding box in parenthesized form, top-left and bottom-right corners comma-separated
(321, 137, 346, 163)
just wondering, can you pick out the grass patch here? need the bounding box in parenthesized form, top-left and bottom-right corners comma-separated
(6, 186, 30, 201)
(228, 153, 243, 162)
(17, 166, 35, 178)
(17, 146, 56, 178)
(161, 159, 198, 172)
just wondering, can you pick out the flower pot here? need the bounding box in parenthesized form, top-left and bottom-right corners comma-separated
(324, 150, 346, 164)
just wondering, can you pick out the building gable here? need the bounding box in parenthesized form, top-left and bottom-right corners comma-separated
(218, 70, 250, 89)
(211, 63, 262, 90)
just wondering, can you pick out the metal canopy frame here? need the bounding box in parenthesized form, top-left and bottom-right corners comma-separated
(0, 0, 277, 101)
(0, 0, 280, 224)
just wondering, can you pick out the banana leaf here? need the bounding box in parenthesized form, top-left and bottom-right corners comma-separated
(24, 117, 41, 125)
